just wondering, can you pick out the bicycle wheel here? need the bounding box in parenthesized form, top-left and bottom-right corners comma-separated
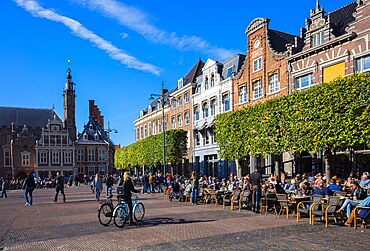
(114, 206, 128, 228)
(133, 202, 145, 222)
(98, 203, 114, 226)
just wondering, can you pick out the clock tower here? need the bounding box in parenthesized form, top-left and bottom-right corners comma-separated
(63, 66, 77, 142)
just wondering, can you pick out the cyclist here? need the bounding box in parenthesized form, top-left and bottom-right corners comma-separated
(118, 172, 140, 225)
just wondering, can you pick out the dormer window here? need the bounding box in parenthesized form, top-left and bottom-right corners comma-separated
(89, 124, 93, 130)
(311, 31, 324, 47)
(227, 67, 233, 78)
(83, 132, 88, 140)
(94, 132, 99, 141)
(178, 78, 184, 89)
(148, 105, 152, 113)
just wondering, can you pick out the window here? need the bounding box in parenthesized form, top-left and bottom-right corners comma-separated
(269, 73, 280, 94)
(4, 149, 11, 166)
(195, 83, 201, 93)
(253, 57, 262, 72)
(311, 31, 324, 47)
(158, 119, 162, 133)
(184, 92, 189, 103)
(140, 126, 143, 139)
(52, 151, 60, 164)
(136, 128, 140, 141)
(152, 121, 157, 135)
(295, 74, 314, 89)
(202, 102, 209, 118)
(64, 151, 72, 164)
(98, 149, 105, 161)
(164, 116, 168, 130)
(178, 96, 183, 106)
(210, 99, 216, 116)
(94, 133, 99, 141)
(205, 130, 210, 145)
(210, 74, 215, 87)
(194, 106, 200, 121)
(252, 80, 263, 99)
(185, 111, 190, 125)
(323, 62, 345, 83)
(77, 149, 84, 161)
(222, 93, 230, 112)
(144, 124, 147, 138)
(88, 149, 95, 162)
(178, 114, 183, 127)
(22, 152, 30, 166)
(227, 67, 233, 77)
(195, 132, 200, 146)
(40, 151, 47, 164)
(204, 76, 209, 90)
(148, 122, 152, 136)
(356, 54, 370, 73)
(239, 86, 247, 103)
(172, 99, 176, 109)
(172, 116, 176, 129)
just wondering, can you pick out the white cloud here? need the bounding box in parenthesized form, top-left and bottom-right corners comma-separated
(14, 0, 160, 75)
(73, 0, 240, 60)
(120, 32, 129, 39)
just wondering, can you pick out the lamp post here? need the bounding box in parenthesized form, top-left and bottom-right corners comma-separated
(105, 121, 118, 174)
(149, 81, 169, 175)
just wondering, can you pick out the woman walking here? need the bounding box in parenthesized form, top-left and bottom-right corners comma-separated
(94, 173, 103, 201)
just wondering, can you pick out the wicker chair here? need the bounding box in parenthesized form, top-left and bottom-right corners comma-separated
(276, 194, 295, 219)
(296, 194, 323, 223)
(223, 189, 241, 209)
(260, 193, 277, 215)
(353, 206, 370, 231)
(238, 190, 251, 211)
(311, 196, 341, 227)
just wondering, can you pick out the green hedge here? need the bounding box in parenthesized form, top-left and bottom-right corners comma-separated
(215, 74, 370, 159)
(115, 129, 188, 170)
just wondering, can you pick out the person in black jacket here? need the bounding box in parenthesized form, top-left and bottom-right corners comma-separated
(250, 166, 262, 213)
(23, 172, 36, 205)
(53, 172, 66, 203)
(118, 172, 140, 225)
(106, 173, 114, 197)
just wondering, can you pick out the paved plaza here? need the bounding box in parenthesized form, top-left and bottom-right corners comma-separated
(0, 186, 369, 250)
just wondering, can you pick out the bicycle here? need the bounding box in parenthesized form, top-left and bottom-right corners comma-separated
(113, 193, 145, 228)
(97, 195, 114, 226)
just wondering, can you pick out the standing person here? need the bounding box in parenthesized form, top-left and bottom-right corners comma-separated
(94, 173, 103, 201)
(191, 172, 199, 205)
(157, 173, 164, 193)
(89, 176, 94, 193)
(106, 173, 114, 197)
(53, 172, 66, 203)
(149, 173, 155, 193)
(250, 166, 262, 213)
(23, 172, 36, 205)
(0, 178, 8, 198)
(118, 172, 140, 225)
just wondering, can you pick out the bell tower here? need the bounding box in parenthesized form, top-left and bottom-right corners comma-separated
(63, 64, 77, 141)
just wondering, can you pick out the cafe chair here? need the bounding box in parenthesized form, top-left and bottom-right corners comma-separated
(311, 196, 341, 227)
(276, 194, 295, 219)
(238, 190, 251, 211)
(296, 194, 323, 223)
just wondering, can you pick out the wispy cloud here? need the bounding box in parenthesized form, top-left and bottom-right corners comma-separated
(73, 0, 240, 60)
(14, 0, 160, 75)
(120, 32, 129, 39)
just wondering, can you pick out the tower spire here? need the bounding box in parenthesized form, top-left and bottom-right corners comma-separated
(316, 0, 320, 10)
(63, 63, 77, 142)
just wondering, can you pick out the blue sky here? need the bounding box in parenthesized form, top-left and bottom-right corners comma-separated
(0, 0, 353, 146)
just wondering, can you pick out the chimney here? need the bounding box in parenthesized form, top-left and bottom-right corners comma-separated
(89, 100, 95, 117)
(101, 115, 104, 129)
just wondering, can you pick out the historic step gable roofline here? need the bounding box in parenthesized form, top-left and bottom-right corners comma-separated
(245, 17, 270, 36)
(77, 117, 109, 145)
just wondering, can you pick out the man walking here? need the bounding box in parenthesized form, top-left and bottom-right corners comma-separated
(53, 172, 66, 203)
(0, 178, 8, 198)
(250, 166, 262, 213)
(105, 173, 114, 197)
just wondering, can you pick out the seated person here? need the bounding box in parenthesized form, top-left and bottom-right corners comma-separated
(327, 178, 342, 194)
(285, 179, 297, 193)
(359, 174, 370, 189)
(312, 181, 329, 197)
(344, 194, 370, 227)
(337, 182, 366, 217)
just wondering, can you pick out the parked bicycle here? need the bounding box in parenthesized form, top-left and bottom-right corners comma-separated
(97, 195, 114, 226)
(113, 193, 145, 228)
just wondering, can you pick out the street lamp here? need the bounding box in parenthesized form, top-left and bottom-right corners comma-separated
(149, 81, 170, 175)
(105, 121, 118, 174)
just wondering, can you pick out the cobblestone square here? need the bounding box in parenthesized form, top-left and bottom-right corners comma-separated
(0, 186, 369, 250)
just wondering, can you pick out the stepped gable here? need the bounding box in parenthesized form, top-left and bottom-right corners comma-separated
(329, 1, 357, 36)
(267, 29, 298, 54)
(0, 106, 60, 128)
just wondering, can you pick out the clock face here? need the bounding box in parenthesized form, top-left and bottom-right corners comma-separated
(254, 40, 260, 49)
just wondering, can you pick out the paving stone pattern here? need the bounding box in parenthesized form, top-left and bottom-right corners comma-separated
(0, 186, 368, 250)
